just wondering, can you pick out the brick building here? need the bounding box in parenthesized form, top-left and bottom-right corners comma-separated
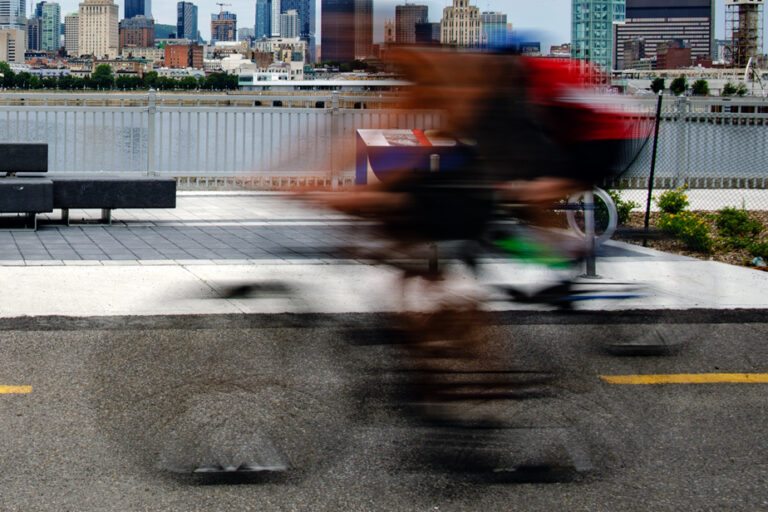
(164, 43, 203, 69)
(119, 15, 154, 52)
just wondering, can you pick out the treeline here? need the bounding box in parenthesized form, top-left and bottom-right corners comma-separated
(0, 63, 239, 91)
(650, 76, 748, 97)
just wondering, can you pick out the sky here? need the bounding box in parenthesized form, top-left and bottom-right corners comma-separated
(49, 0, 763, 52)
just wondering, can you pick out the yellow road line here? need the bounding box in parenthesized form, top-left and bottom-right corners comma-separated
(0, 386, 32, 394)
(601, 373, 768, 385)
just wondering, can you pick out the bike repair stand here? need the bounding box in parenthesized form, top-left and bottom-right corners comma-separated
(581, 190, 600, 279)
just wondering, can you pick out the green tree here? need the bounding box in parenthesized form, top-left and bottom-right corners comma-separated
(71, 76, 86, 89)
(180, 76, 198, 90)
(722, 82, 737, 96)
(691, 79, 709, 96)
(115, 75, 131, 90)
(204, 72, 228, 90)
(58, 74, 74, 89)
(41, 77, 58, 89)
(29, 75, 43, 89)
(225, 74, 239, 90)
(142, 70, 158, 89)
(0, 61, 14, 88)
(14, 71, 32, 89)
(736, 83, 748, 96)
(650, 77, 665, 94)
(91, 64, 114, 89)
(669, 76, 688, 96)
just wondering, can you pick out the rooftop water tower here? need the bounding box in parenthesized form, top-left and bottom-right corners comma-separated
(726, 0, 764, 67)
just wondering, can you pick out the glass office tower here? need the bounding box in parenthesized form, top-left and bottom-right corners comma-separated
(571, 0, 626, 69)
(125, 0, 151, 20)
(177, 1, 198, 41)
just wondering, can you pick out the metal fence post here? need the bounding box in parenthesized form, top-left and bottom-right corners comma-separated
(674, 96, 689, 188)
(147, 89, 157, 176)
(644, 91, 664, 247)
(330, 91, 340, 188)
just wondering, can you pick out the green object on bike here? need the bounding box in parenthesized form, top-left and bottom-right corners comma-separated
(494, 236, 572, 269)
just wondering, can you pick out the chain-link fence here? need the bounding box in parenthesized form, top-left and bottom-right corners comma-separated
(602, 96, 768, 213)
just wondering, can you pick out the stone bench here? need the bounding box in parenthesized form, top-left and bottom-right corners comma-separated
(0, 143, 52, 229)
(0, 142, 176, 229)
(52, 175, 177, 225)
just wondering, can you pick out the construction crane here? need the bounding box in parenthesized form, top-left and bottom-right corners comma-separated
(216, 2, 232, 19)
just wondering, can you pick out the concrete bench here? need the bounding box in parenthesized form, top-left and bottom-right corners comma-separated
(52, 175, 176, 225)
(0, 143, 52, 229)
(0, 142, 176, 229)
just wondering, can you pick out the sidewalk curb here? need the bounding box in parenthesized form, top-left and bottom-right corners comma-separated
(0, 309, 763, 331)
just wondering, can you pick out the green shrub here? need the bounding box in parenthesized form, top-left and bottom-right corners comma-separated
(607, 189, 640, 225)
(656, 186, 689, 214)
(691, 79, 710, 96)
(749, 241, 768, 259)
(715, 207, 762, 249)
(658, 211, 713, 252)
(670, 76, 688, 96)
(650, 77, 665, 93)
(722, 82, 737, 97)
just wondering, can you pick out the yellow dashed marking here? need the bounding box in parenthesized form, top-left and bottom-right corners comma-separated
(0, 386, 32, 394)
(601, 373, 768, 385)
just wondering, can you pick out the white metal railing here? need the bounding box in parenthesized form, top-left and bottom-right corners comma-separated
(0, 92, 764, 188)
(0, 90, 438, 179)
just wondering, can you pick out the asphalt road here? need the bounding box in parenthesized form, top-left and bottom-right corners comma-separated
(0, 311, 767, 511)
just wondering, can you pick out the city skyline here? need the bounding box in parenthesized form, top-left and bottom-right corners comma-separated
(22, 0, 768, 52)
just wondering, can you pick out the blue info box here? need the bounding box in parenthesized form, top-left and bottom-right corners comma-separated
(355, 129, 475, 185)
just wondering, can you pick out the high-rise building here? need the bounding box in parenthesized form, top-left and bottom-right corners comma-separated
(440, 0, 482, 47)
(622, 37, 645, 68)
(280, 0, 316, 61)
(280, 9, 298, 38)
(415, 21, 440, 43)
(119, 15, 154, 51)
(177, 2, 198, 41)
(571, 0, 626, 70)
(238, 27, 254, 41)
(41, 2, 61, 51)
(0, 0, 25, 28)
(395, 4, 427, 45)
(271, 0, 280, 36)
(125, 0, 151, 20)
(26, 17, 41, 51)
(321, 0, 372, 62)
(0, 28, 24, 62)
(255, 0, 271, 39)
(211, 10, 236, 43)
(354, 0, 373, 58)
(480, 11, 508, 48)
(614, 0, 714, 70)
(656, 38, 691, 69)
(64, 12, 78, 55)
(78, 0, 119, 58)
